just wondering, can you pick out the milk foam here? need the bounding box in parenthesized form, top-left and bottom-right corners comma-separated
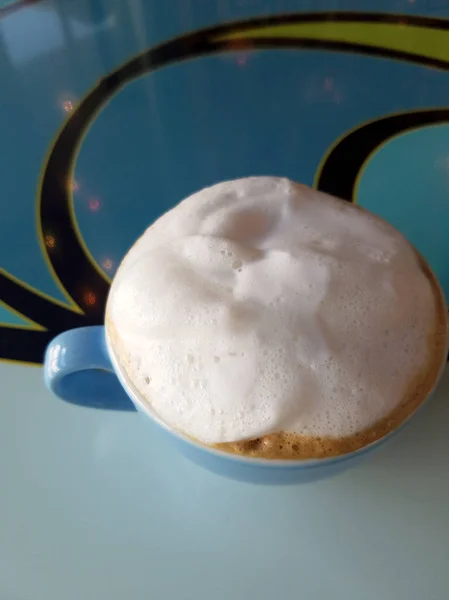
(107, 177, 438, 444)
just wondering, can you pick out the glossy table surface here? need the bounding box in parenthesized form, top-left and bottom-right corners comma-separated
(1, 1, 448, 598)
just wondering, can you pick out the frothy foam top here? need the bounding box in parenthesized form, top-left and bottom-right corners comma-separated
(107, 177, 440, 444)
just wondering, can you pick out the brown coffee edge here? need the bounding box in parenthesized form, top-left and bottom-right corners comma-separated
(213, 255, 448, 460)
(106, 252, 447, 461)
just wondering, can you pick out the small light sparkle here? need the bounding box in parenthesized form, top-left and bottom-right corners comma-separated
(102, 258, 114, 271)
(71, 179, 79, 192)
(84, 291, 96, 306)
(88, 198, 101, 212)
(45, 234, 56, 248)
(63, 101, 73, 113)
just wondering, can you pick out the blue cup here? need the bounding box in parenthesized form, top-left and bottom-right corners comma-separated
(44, 325, 448, 484)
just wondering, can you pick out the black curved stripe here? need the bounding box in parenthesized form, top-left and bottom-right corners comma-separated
(40, 90, 112, 322)
(316, 109, 449, 200)
(38, 37, 215, 322)
(40, 30, 449, 324)
(40, 12, 449, 321)
(0, 327, 55, 364)
(0, 271, 84, 330)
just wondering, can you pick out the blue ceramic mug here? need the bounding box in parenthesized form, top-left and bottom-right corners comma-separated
(44, 324, 448, 484)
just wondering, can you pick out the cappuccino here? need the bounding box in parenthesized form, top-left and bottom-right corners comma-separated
(106, 178, 447, 459)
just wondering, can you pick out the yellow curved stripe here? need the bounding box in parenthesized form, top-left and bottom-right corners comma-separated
(0, 266, 81, 315)
(0, 358, 41, 368)
(215, 20, 449, 67)
(0, 298, 45, 331)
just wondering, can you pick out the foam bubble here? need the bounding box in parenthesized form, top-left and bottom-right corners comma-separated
(107, 177, 441, 444)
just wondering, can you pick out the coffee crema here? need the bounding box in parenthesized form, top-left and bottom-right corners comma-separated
(106, 177, 447, 460)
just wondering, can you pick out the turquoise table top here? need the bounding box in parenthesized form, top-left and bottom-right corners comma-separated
(1, 1, 448, 598)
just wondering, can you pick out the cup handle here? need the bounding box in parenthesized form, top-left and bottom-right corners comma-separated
(43, 326, 136, 411)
